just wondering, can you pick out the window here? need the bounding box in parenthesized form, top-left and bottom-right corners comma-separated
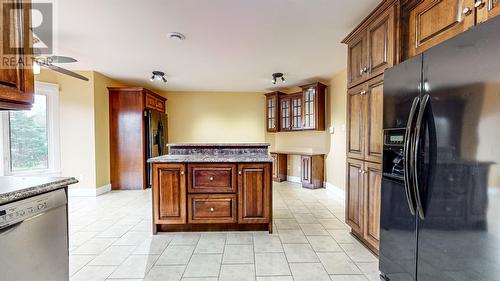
(2, 82, 60, 175)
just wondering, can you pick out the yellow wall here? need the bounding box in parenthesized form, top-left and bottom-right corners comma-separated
(326, 69, 347, 190)
(35, 70, 96, 190)
(163, 92, 266, 143)
(35, 69, 123, 190)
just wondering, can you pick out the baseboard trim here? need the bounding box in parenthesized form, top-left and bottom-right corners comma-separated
(286, 176, 301, 183)
(325, 182, 345, 200)
(69, 184, 111, 197)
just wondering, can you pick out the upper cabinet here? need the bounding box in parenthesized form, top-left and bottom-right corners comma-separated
(344, 3, 396, 88)
(407, 0, 475, 57)
(265, 92, 282, 132)
(0, 0, 34, 110)
(404, 0, 500, 58)
(265, 82, 326, 132)
(301, 82, 326, 131)
(476, 0, 500, 23)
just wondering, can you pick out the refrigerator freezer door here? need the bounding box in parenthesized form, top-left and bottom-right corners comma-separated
(380, 54, 423, 281)
(417, 16, 500, 281)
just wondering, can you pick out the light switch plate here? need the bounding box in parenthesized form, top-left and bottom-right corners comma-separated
(329, 126, 334, 134)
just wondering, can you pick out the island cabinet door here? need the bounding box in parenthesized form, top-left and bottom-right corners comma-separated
(238, 163, 272, 224)
(153, 163, 186, 224)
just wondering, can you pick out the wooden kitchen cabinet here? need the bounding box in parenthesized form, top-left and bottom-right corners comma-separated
(0, 0, 34, 110)
(290, 93, 303, 130)
(363, 161, 382, 251)
(153, 163, 187, 225)
(344, 3, 395, 88)
(301, 82, 326, 130)
(300, 154, 325, 189)
(408, 0, 475, 57)
(271, 153, 287, 182)
(265, 92, 282, 132)
(346, 159, 381, 253)
(152, 160, 273, 233)
(279, 95, 292, 131)
(476, 0, 500, 23)
(238, 163, 272, 225)
(346, 158, 364, 234)
(108, 87, 167, 190)
(347, 76, 384, 163)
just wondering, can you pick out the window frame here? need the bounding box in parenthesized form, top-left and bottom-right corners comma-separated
(1, 81, 61, 176)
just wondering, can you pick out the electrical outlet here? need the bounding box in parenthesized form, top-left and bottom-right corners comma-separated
(329, 126, 334, 134)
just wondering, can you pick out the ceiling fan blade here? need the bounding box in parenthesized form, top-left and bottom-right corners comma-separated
(44, 64, 89, 81)
(46, 56, 78, 63)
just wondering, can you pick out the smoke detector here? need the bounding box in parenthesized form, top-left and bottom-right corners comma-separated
(167, 32, 186, 41)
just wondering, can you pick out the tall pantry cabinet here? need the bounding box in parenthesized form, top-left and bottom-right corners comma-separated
(342, 0, 398, 254)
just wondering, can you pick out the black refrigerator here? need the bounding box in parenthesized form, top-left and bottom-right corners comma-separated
(145, 109, 168, 188)
(379, 15, 500, 281)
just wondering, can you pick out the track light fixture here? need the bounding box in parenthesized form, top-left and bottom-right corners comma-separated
(150, 71, 167, 83)
(272, 72, 285, 84)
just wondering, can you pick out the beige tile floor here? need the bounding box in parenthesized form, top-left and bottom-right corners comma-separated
(68, 181, 379, 281)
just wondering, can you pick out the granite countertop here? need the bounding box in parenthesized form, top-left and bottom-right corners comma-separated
(0, 177, 78, 205)
(148, 154, 273, 163)
(168, 143, 271, 147)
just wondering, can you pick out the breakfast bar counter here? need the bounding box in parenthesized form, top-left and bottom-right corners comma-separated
(148, 143, 273, 233)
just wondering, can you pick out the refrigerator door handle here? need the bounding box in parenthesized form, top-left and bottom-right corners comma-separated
(403, 96, 420, 215)
(412, 94, 430, 220)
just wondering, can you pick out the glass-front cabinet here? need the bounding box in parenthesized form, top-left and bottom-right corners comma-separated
(265, 92, 283, 132)
(264, 83, 325, 132)
(301, 82, 326, 130)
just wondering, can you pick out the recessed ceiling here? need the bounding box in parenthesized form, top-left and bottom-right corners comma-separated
(44, 0, 380, 92)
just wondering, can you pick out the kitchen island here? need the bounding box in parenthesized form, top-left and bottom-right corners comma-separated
(148, 143, 273, 233)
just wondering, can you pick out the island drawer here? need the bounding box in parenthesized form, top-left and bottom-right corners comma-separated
(187, 164, 237, 193)
(188, 194, 237, 224)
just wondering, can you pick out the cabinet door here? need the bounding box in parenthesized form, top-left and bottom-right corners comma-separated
(476, 0, 500, 23)
(347, 32, 367, 88)
(367, 6, 395, 79)
(0, 0, 34, 109)
(300, 155, 312, 187)
(266, 95, 278, 132)
(280, 97, 291, 131)
(347, 84, 365, 160)
(271, 153, 278, 179)
(364, 77, 384, 163)
(291, 94, 302, 130)
(363, 162, 382, 251)
(408, 0, 475, 57)
(302, 86, 316, 129)
(346, 159, 364, 234)
(153, 164, 186, 224)
(238, 163, 271, 224)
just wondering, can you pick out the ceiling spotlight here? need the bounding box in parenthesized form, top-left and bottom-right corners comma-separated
(150, 71, 167, 83)
(272, 72, 285, 85)
(167, 32, 186, 41)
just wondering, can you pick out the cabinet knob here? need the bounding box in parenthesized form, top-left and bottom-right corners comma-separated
(474, 0, 485, 8)
(359, 68, 364, 75)
(363, 67, 368, 73)
(463, 7, 472, 15)
(210, 207, 215, 212)
(238, 171, 242, 175)
(209, 176, 214, 181)
(360, 90, 367, 96)
(358, 170, 362, 174)
(180, 171, 184, 175)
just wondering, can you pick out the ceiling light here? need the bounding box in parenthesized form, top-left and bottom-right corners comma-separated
(167, 32, 186, 41)
(272, 72, 285, 85)
(150, 71, 167, 83)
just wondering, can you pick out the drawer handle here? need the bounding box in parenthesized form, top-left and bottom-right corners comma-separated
(209, 176, 214, 181)
(210, 207, 214, 212)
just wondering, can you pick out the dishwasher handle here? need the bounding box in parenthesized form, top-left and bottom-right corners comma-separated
(0, 221, 23, 236)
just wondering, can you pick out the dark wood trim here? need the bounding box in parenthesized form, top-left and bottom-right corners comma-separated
(156, 223, 270, 232)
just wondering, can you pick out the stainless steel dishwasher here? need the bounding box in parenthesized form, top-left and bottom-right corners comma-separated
(0, 188, 69, 281)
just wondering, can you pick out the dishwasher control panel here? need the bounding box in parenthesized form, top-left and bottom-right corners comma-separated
(0, 195, 52, 228)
